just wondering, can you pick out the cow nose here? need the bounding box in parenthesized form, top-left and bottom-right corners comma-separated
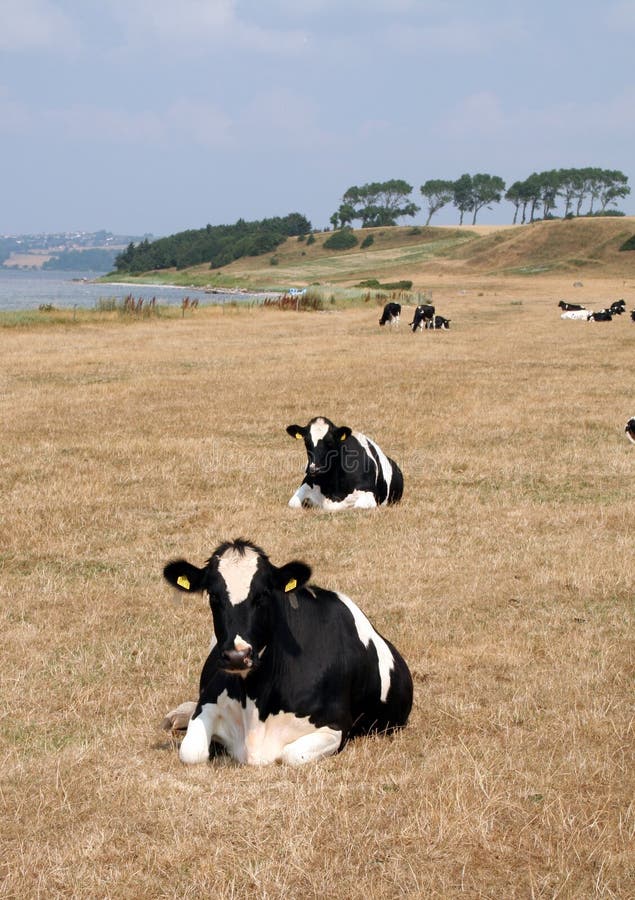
(221, 648, 252, 669)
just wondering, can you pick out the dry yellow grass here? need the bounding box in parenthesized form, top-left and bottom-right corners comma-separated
(1, 278, 634, 898)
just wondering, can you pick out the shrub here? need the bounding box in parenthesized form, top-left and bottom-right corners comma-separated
(360, 235, 374, 249)
(323, 229, 358, 250)
(306, 234, 316, 245)
(619, 234, 635, 251)
(270, 256, 279, 265)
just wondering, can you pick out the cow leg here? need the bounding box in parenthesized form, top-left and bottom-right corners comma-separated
(353, 492, 377, 509)
(179, 704, 217, 764)
(161, 700, 197, 731)
(280, 727, 342, 766)
(288, 482, 314, 508)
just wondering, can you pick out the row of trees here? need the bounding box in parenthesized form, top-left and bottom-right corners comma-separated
(114, 212, 311, 273)
(330, 169, 630, 229)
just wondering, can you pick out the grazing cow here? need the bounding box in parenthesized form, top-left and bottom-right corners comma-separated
(409, 304, 435, 331)
(379, 302, 401, 327)
(162, 539, 413, 766)
(561, 310, 589, 320)
(587, 310, 613, 321)
(558, 301, 586, 311)
(430, 315, 451, 329)
(625, 418, 635, 444)
(286, 416, 403, 509)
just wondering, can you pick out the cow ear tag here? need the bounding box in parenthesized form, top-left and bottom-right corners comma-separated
(295, 433, 302, 440)
(340, 433, 346, 441)
(285, 578, 297, 592)
(177, 575, 191, 590)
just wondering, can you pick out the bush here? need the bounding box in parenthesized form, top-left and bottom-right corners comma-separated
(360, 235, 374, 249)
(306, 234, 316, 245)
(619, 234, 635, 251)
(323, 229, 358, 250)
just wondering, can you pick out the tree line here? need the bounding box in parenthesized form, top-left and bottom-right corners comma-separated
(330, 169, 630, 229)
(114, 213, 311, 274)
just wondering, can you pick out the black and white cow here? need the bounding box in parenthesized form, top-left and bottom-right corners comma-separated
(609, 300, 626, 315)
(631, 310, 635, 322)
(558, 300, 586, 312)
(379, 302, 401, 327)
(286, 416, 404, 509)
(587, 310, 613, 321)
(561, 310, 589, 320)
(162, 539, 413, 766)
(409, 304, 435, 331)
(430, 315, 451, 329)
(625, 418, 635, 444)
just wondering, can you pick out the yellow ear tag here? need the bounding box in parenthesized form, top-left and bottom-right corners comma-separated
(177, 575, 191, 590)
(285, 578, 297, 592)
(295, 433, 302, 440)
(340, 433, 346, 441)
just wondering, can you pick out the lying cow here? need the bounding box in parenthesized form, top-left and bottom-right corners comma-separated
(609, 300, 625, 315)
(625, 418, 635, 444)
(162, 539, 413, 766)
(430, 315, 451, 329)
(379, 302, 401, 327)
(286, 416, 403, 509)
(409, 304, 434, 331)
(561, 310, 589, 320)
(558, 300, 586, 311)
(587, 310, 613, 321)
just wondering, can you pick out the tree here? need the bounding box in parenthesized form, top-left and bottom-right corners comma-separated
(452, 174, 474, 225)
(505, 181, 524, 224)
(469, 173, 506, 224)
(597, 169, 630, 213)
(420, 179, 454, 225)
(338, 180, 419, 227)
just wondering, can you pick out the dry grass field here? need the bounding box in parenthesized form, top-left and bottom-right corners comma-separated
(1, 271, 634, 898)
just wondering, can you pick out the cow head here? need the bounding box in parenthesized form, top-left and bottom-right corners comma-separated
(164, 540, 311, 675)
(286, 417, 351, 477)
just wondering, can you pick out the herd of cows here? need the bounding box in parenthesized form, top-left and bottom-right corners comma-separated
(558, 297, 635, 321)
(161, 295, 633, 768)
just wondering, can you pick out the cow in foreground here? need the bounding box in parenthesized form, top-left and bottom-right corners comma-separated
(162, 539, 413, 766)
(409, 304, 435, 331)
(379, 302, 401, 327)
(286, 416, 404, 509)
(625, 418, 635, 444)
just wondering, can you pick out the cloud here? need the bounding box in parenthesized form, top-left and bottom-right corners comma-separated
(106, 0, 308, 55)
(0, 0, 80, 51)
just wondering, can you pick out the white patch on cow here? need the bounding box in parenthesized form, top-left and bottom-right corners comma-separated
(234, 635, 251, 653)
(217, 546, 259, 606)
(180, 691, 341, 766)
(309, 418, 329, 446)
(561, 310, 588, 320)
(289, 482, 377, 510)
(354, 432, 393, 504)
(336, 592, 394, 703)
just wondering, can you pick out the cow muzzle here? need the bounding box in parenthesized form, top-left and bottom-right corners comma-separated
(221, 647, 253, 672)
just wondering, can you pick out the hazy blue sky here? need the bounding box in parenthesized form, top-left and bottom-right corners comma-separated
(2, 0, 634, 236)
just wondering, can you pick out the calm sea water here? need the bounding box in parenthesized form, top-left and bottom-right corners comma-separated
(0, 268, 267, 312)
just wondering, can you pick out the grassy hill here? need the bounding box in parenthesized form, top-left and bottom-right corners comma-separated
(104, 217, 635, 293)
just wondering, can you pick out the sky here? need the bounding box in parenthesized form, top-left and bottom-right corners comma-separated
(2, 0, 635, 237)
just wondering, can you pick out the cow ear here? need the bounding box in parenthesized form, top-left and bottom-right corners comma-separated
(286, 424, 306, 441)
(274, 561, 312, 593)
(163, 559, 206, 593)
(334, 426, 352, 443)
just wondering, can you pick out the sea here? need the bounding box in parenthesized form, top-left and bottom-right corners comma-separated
(0, 267, 269, 313)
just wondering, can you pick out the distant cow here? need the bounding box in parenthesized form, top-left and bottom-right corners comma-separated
(558, 301, 586, 311)
(286, 416, 403, 509)
(587, 310, 613, 321)
(379, 302, 401, 327)
(162, 539, 413, 766)
(609, 300, 626, 315)
(625, 418, 635, 444)
(631, 310, 635, 322)
(430, 315, 451, 329)
(409, 304, 435, 331)
(561, 310, 589, 320)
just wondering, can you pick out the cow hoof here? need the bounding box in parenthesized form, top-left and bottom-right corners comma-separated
(161, 700, 197, 732)
(288, 497, 302, 508)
